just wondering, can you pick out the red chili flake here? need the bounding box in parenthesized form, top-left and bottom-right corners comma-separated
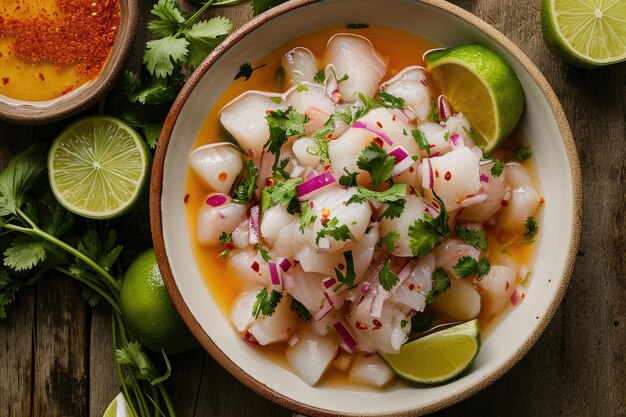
(540, 198, 545, 204)
(372, 319, 382, 328)
(392, 115, 397, 121)
(408, 283, 415, 291)
(409, 166, 415, 173)
(501, 200, 509, 207)
(435, 170, 440, 178)
(373, 137, 384, 148)
(184, 194, 190, 203)
(338, 263, 345, 271)
(355, 321, 368, 330)
(429, 143, 436, 148)
(320, 217, 330, 226)
(505, 281, 510, 290)
(266, 178, 275, 186)
(38, 72, 45, 82)
(61, 85, 74, 95)
(224, 242, 235, 251)
(265, 110, 272, 115)
(250, 261, 260, 272)
(1, 77, 8, 85)
(444, 171, 452, 181)
(431, 200, 440, 209)
(218, 171, 228, 182)
(376, 121, 383, 128)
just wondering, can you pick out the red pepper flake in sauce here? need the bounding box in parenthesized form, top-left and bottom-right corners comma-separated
(184, 194, 190, 203)
(2, 78, 8, 85)
(355, 321, 368, 330)
(540, 198, 545, 204)
(250, 261, 260, 273)
(218, 172, 228, 182)
(435, 170, 440, 178)
(501, 200, 509, 207)
(266, 178, 275, 187)
(337, 263, 345, 271)
(224, 242, 235, 251)
(408, 283, 415, 291)
(444, 171, 452, 181)
(505, 281, 510, 290)
(409, 166, 415, 173)
(429, 144, 436, 148)
(38, 72, 45, 82)
(0, 52, 3, 58)
(373, 137, 384, 148)
(392, 115, 397, 121)
(376, 121, 383, 128)
(372, 319, 382, 329)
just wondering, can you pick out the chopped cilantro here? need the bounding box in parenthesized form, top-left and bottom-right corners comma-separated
(218, 232, 233, 259)
(290, 298, 311, 321)
(353, 93, 379, 120)
(378, 230, 400, 253)
(410, 312, 433, 333)
(512, 145, 532, 162)
(338, 169, 358, 187)
(379, 259, 399, 291)
(412, 129, 431, 156)
(315, 217, 353, 245)
(333, 106, 355, 125)
(296, 83, 309, 92)
(443, 131, 450, 141)
(378, 92, 405, 109)
(453, 256, 491, 278)
(456, 225, 488, 251)
(489, 158, 505, 177)
(270, 96, 283, 104)
(252, 288, 283, 319)
(357, 142, 395, 189)
(235, 62, 266, 81)
(329, 66, 349, 83)
(313, 69, 326, 84)
(334, 250, 356, 288)
(408, 193, 449, 257)
(264, 108, 308, 175)
(428, 101, 440, 123)
(400, 319, 408, 329)
(305, 138, 330, 163)
(524, 216, 538, 240)
(299, 201, 317, 232)
(426, 268, 450, 303)
(232, 159, 258, 204)
(261, 178, 302, 214)
(257, 244, 271, 262)
(346, 183, 407, 219)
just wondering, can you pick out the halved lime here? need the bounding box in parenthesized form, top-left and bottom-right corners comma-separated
(424, 44, 524, 154)
(541, 0, 626, 68)
(48, 116, 150, 219)
(102, 392, 134, 417)
(380, 320, 481, 384)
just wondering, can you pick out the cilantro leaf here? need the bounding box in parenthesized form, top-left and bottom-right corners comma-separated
(299, 201, 317, 232)
(147, 0, 185, 38)
(296, 83, 309, 92)
(252, 288, 283, 318)
(305, 138, 329, 163)
(338, 169, 358, 187)
(426, 268, 450, 303)
(3, 236, 47, 272)
(346, 184, 407, 219)
(264, 108, 308, 174)
(261, 178, 302, 214)
(378, 230, 400, 253)
(235, 62, 267, 81)
(334, 250, 356, 288)
(115, 341, 164, 383)
(315, 217, 353, 245)
(257, 244, 271, 262)
(128, 77, 178, 105)
(232, 159, 258, 204)
(354, 93, 379, 120)
(512, 145, 532, 162)
(357, 142, 395, 189)
(184, 17, 232, 69)
(524, 216, 538, 240)
(252, 0, 288, 15)
(378, 92, 405, 109)
(456, 226, 488, 251)
(143, 36, 189, 78)
(290, 298, 311, 321)
(453, 256, 491, 278)
(489, 158, 504, 177)
(0, 144, 47, 216)
(313, 69, 326, 84)
(408, 194, 449, 257)
(412, 129, 431, 156)
(428, 101, 440, 123)
(218, 232, 233, 258)
(379, 259, 399, 291)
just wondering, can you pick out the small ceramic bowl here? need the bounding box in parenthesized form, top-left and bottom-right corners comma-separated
(151, 0, 582, 415)
(0, 0, 139, 125)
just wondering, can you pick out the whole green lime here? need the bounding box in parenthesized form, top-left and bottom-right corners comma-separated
(120, 249, 198, 355)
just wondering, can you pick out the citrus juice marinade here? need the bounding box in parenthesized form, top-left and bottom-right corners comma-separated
(185, 25, 540, 385)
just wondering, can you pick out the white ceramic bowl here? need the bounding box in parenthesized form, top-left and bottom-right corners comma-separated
(150, 0, 582, 415)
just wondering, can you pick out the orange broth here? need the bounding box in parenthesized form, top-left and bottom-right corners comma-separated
(185, 25, 541, 385)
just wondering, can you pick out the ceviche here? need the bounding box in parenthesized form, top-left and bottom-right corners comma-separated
(186, 27, 542, 387)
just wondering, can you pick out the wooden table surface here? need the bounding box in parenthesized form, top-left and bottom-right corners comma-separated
(1, 1, 624, 416)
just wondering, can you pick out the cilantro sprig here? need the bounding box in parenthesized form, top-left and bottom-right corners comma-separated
(357, 142, 395, 189)
(524, 216, 539, 240)
(426, 268, 451, 303)
(378, 230, 400, 253)
(408, 194, 449, 257)
(379, 259, 399, 291)
(315, 217, 353, 245)
(456, 225, 489, 251)
(261, 178, 302, 214)
(232, 159, 258, 204)
(346, 184, 407, 219)
(264, 108, 308, 175)
(252, 288, 283, 319)
(334, 250, 356, 289)
(453, 256, 491, 278)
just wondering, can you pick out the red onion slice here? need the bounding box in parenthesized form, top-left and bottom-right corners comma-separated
(205, 193, 228, 207)
(269, 262, 283, 291)
(352, 121, 394, 146)
(422, 158, 434, 190)
(314, 301, 334, 321)
(297, 171, 336, 200)
(323, 277, 337, 290)
(438, 95, 452, 121)
(332, 321, 359, 354)
(248, 205, 260, 245)
(389, 146, 409, 163)
(279, 258, 292, 272)
(480, 173, 489, 183)
(449, 133, 464, 149)
(511, 287, 522, 305)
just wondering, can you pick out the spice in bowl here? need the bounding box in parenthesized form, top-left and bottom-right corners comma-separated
(0, 0, 120, 102)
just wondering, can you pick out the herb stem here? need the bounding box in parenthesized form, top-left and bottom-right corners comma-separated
(157, 383, 178, 417)
(4, 221, 121, 293)
(52, 266, 122, 315)
(112, 314, 142, 417)
(178, 0, 217, 35)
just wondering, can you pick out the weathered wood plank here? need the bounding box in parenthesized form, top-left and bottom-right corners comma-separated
(88, 307, 120, 417)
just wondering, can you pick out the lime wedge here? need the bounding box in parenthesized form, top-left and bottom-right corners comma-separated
(541, 0, 626, 68)
(48, 116, 150, 219)
(103, 392, 134, 417)
(380, 320, 481, 384)
(424, 44, 524, 154)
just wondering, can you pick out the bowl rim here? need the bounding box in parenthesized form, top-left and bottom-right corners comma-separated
(150, 0, 583, 415)
(0, 0, 139, 125)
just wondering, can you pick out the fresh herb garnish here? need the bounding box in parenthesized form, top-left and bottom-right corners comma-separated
(428, 101, 440, 123)
(412, 129, 431, 156)
(357, 142, 395, 189)
(264, 108, 308, 174)
(257, 244, 271, 262)
(329, 66, 349, 83)
(378, 92, 405, 109)
(313, 69, 326, 84)
(338, 168, 358, 187)
(456, 225, 489, 251)
(232, 159, 258, 204)
(296, 83, 309, 92)
(524, 216, 538, 240)
(218, 232, 234, 258)
(489, 158, 505, 177)
(400, 319, 408, 329)
(453, 256, 491, 278)
(299, 201, 317, 232)
(426, 268, 450, 303)
(443, 131, 450, 141)
(354, 92, 379, 120)
(379, 259, 399, 291)
(408, 194, 449, 257)
(290, 298, 311, 321)
(345, 23, 369, 29)
(261, 178, 302, 214)
(512, 145, 532, 162)
(378, 230, 400, 253)
(306, 138, 330, 163)
(235, 62, 267, 81)
(315, 217, 353, 245)
(252, 288, 283, 319)
(334, 250, 356, 288)
(346, 184, 407, 219)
